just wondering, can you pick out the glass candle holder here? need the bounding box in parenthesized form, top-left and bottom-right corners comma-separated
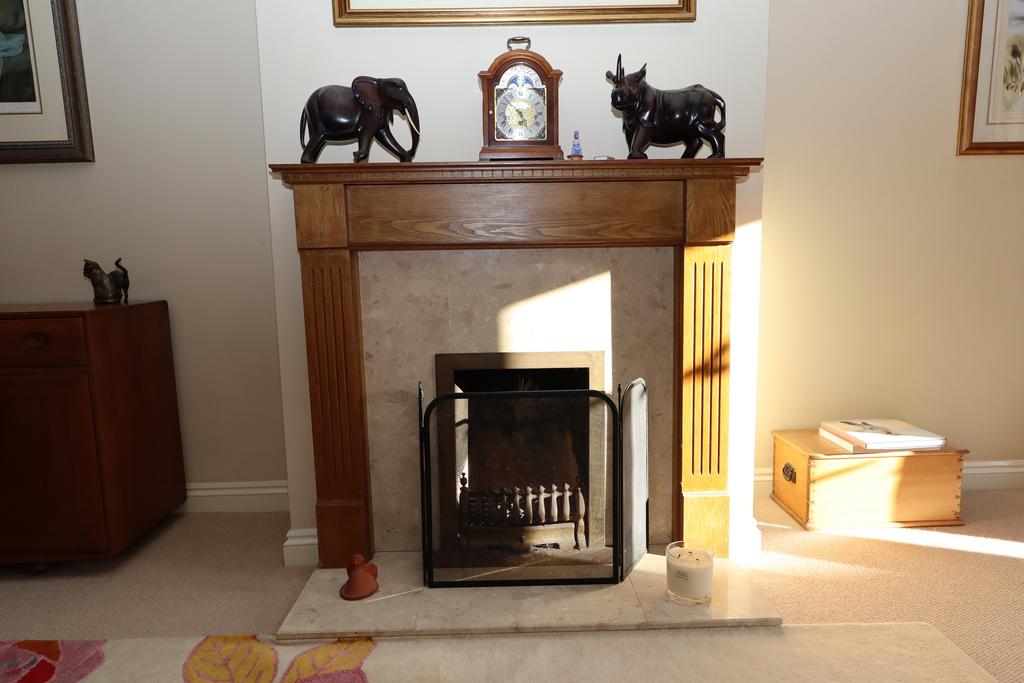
(665, 541, 713, 605)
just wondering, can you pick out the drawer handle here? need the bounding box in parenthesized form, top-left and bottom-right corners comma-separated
(782, 463, 797, 484)
(20, 332, 52, 350)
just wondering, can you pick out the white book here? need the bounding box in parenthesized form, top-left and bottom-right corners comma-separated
(819, 419, 946, 450)
(818, 427, 943, 453)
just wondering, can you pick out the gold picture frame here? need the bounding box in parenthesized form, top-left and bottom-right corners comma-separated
(332, 0, 694, 27)
(958, 0, 1024, 154)
(0, 0, 92, 163)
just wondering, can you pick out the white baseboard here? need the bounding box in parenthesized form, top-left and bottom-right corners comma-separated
(283, 527, 319, 567)
(754, 459, 1024, 499)
(961, 460, 1024, 490)
(177, 480, 290, 513)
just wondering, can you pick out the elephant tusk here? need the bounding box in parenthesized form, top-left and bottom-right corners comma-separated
(407, 116, 420, 137)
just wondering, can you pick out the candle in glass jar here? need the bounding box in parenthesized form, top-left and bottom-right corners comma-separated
(665, 541, 713, 605)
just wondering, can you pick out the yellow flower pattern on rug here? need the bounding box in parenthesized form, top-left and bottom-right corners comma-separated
(182, 635, 278, 682)
(280, 638, 376, 683)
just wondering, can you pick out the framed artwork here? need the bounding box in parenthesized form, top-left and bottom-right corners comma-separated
(332, 0, 693, 27)
(0, 0, 92, 163)
(959, 0, 1024, 154)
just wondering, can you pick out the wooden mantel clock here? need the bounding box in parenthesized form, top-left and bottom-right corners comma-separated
(479, 37, 563, 161)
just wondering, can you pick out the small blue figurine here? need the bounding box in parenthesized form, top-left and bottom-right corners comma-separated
(569, 129, 583, 159)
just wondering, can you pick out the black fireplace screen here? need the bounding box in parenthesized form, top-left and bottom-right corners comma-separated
(418, 380, 648, 587)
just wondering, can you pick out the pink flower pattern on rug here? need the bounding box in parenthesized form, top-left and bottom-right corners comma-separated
(0, 640, 105, 683)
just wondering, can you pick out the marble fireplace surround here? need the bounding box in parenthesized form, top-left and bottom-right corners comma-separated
(271, 158, 761, 568)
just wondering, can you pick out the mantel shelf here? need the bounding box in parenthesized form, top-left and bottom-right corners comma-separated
(270, 158, 763, 186)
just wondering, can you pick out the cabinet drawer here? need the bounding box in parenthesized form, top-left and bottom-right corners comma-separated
(0, 317, 87, 368)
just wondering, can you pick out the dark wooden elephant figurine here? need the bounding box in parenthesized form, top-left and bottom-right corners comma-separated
(606, 55, 726, 160)
(300, 77, 420, 163)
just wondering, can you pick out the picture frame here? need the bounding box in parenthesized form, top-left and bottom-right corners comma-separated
(332, 0, 693, 27)
(0, 0, 92, 163)
(958, 0, 1024, 154)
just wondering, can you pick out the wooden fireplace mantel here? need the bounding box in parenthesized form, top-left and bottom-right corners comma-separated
(271, 158, 762, 567)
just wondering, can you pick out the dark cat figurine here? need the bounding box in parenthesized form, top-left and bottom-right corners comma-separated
(83, 258, 129, 304)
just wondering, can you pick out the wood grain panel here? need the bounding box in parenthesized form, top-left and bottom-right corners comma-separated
(680, 245, 731, 493)
(346, 182, 685, 248)
(809, 455, 963, 527)
(294, 184, 347, 249)
(0, 373, 107, 555)
(685, 179, 736, 244)
(299, 249, 374, 566)
(681, 493, 729, 558)
(86, 302, 186, 553)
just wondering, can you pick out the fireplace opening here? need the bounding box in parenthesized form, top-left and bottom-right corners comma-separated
(420, 352, 648, 587)
(453, 366, 590, 542)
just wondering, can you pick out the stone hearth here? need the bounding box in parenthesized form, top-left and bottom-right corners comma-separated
(276, 552, 780, 640)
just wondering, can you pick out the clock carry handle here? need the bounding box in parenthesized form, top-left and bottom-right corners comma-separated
(507, 36, 531, 51)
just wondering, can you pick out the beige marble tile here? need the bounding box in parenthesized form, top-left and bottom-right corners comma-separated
(359, 248, 676, 550)
(446, 248, 604, 356)
(360, 248, 679, 552)
(359, 251, 451, 550)
(628, 554, 782, 627)
(412, 576, 645, 635)
(609, 248, 674, 544)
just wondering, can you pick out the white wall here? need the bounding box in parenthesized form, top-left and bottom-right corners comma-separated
(0, 0, 287, 484)
(254, 0, 770, 535)
(759, 1, 1024, 468)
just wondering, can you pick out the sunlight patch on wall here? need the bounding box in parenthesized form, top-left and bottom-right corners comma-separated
(729, 219, 764, 560)
(497, 271, 612, 390)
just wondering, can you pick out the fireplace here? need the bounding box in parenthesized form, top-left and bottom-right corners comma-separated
(420, 352, 648, 587)
(271, 158, 759, 567)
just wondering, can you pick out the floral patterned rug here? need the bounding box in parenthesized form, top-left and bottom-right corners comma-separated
(0, 624, 994, 682)
(0, 636, 375, 683)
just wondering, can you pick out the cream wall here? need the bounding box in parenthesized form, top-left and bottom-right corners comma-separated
(759, 1, 1024, 467)
(0, 0, 287, 483)
(254, 0, 770, 536)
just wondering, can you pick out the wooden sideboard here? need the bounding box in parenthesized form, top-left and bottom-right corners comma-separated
(0, 301, 185, 564)
(271, 158, 762, 566)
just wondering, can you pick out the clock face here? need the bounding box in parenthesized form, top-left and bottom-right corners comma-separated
(493, 65, 548, 142)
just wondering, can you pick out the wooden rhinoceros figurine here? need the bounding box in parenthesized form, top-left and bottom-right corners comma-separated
(606, 55, 726, 159)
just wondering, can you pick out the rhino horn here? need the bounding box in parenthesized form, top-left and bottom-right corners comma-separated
(617, 54, 624, 82)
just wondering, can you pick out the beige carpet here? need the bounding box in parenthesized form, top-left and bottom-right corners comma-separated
(0, 513, 312, 639)
(745, 489, 1024, 683)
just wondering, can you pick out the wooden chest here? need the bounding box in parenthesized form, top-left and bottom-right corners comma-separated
(771, 430, 965, 530)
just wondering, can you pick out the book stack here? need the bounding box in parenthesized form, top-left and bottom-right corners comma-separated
(818, 419, 946, 453)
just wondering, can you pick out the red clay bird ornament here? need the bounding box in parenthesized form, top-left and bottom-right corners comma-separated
(340, 553, 379, 600)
